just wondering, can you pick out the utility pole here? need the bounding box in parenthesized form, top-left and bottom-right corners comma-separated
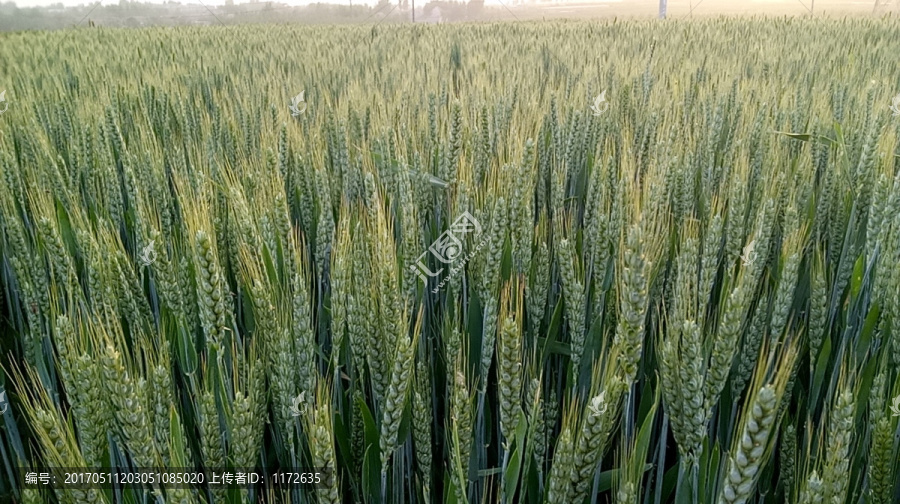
(659, 0, 666, 18)
(412, 0, 415, 22)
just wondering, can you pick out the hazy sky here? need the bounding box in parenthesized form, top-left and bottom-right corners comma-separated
(9, 0, 556, 7)
(11, 0, 377, 6)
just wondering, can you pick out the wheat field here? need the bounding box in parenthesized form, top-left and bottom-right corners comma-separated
(0, 16, 898, 504)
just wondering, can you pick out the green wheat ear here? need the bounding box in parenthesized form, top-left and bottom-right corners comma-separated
(3, 18, 900, 504)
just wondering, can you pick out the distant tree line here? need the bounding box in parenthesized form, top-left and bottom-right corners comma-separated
(0, 0, 497, 31)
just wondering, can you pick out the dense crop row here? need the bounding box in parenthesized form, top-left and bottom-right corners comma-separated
(0, 17, 899, 504)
